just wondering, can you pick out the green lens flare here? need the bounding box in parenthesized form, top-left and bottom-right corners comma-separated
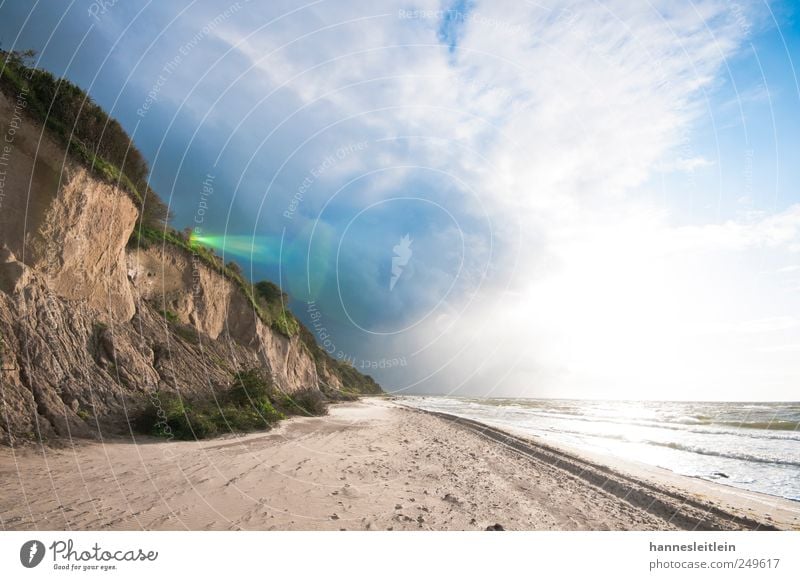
(189, 232, 281, 264)
(188, 230, 337, 304)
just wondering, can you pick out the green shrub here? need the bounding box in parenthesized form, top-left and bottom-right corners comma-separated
(229, 370, 285, 423)
(229, 369, 273, 405)
(180, 409, 217, 439)
(255, 280, 286, 304)
(272, 310, 299, 337)
(136, 393, 218, 440)
(226, 261, 242, 276)
(257, 400, 285, 423)
(135, 370, 302, 440)
(212, 404, 262, 432)
(131, 226, 381, 396)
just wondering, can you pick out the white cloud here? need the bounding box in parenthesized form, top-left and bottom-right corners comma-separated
(136, 0, 798, 400)
(775, 264, 800, 273)
(757, 343, 800, 353)
(659, 156, 716, 173)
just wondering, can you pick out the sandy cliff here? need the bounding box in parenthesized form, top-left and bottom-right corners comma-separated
(0, 91, 138, 323)
(127, 244, 320, 393)
(0, 90, 376, 444)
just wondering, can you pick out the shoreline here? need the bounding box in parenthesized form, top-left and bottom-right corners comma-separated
(1, 399, 797, 531)
(401, 404, 800, 530)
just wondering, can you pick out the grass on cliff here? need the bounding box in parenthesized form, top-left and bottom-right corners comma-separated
(129, 226, 302, 339)
(136, 369, 327, 440)
(0, 49, 170, 227)
(130, 226, 381, 395)
(2, 49, 379, 395)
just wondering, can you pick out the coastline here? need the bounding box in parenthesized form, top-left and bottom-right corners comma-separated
(401, 404, 800, 531)
(1, 399, 797, 531)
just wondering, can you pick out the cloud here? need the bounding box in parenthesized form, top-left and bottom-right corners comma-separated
(437, 0, 477, 54)
(658, 156, 715, 173)
(85, 0, 795, 400)
(775, 264, 800, 273)
(757, 343, 800, 353)
(669, 204, 800, 252)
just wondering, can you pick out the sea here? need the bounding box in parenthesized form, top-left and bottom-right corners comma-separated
(400, 397, 800, 501)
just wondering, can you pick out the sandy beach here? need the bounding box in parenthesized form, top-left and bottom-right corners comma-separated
(1, 399, 798, 531)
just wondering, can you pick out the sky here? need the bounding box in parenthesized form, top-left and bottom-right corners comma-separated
(1, 0, 799, 401)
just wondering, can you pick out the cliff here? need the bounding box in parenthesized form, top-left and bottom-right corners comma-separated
(0, 78, 379, 444)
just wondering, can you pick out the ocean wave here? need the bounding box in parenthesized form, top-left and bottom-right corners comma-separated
(716, 420, 800, 431)
(499, 421, 800, 467)
(455, 398, 800, 432)
(408, 399, 800, 443)
(502, 422, 800, 467)
(509, 410, 800, 441)
(648, 441, 800, 468)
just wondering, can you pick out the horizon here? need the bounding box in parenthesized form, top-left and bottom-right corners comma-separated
(2, 0, 800, 401)
(399, 393, 800, 404)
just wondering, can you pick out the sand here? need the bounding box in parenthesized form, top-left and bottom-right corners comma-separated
(1, 399, 798, 531)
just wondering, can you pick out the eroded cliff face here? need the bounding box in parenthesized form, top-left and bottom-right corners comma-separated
(0, 246, 270, 442)
(0, 92, 138, 323)
(0, 91, 366, 444)
(127, 245, 319, 394)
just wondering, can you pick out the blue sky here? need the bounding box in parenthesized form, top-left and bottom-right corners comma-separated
(2, 0, 799, 400)
(437, 0, 476, 52)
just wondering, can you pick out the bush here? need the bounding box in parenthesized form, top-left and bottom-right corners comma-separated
(279, 389, 328, 417)
(297, 389, 328, 416)
(229, 369, 272, 405)
(136, 393, 218, 440)
(226, 261, 242, 277)
(212, 404, 262, 432)
(229, 370, 286, 423)
(272, 310, 300, 337)
(135, 370, 305, 440)
(257, 399, 285, 423)
(255, 280, 286, 304)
